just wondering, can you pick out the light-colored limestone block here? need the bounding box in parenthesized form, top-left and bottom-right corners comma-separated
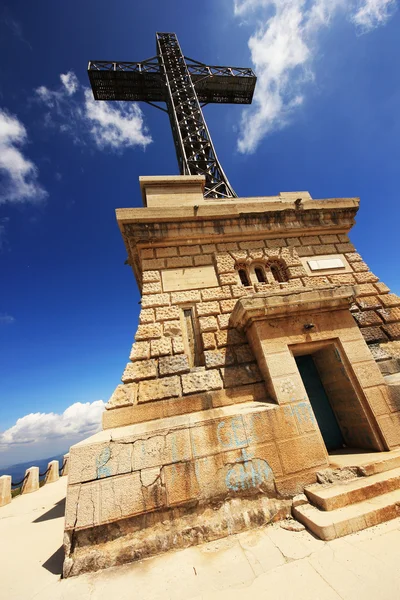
(199, 316, 218, 332)
(221, 364, 263, 388)
(171, 290, 201, 304)
(129, 341, 150, 361)
(138, 376, 181, 402)
(172, 336, 185, 354)
(107, 383, 138, 410)
(122, 360, 157, 383)
(150, 337, 173, 357)
(204, 348, 235, 368)
(0, 475, 11, 507)
(135, 323, 162, 341)
(202, 332, 216, 349)
(142, 282, 162, 294)
(46, 460, 60, 483)
(141, 293, 170, 308)
(163, 320, 182, 337)
(159, 355, 190, 375)
(22, 467, 39, 494)
(196, 301, 220, 317)
(155, 305, 180, 321)
(181, 370, 223, 394)
(201, 286, 232, 301)
(142, 270, 161, 283)
(139, 308, 155, 323)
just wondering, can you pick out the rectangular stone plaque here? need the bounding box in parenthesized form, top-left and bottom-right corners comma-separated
(162, 265, 218, 292)
(307, 258, 345, 271)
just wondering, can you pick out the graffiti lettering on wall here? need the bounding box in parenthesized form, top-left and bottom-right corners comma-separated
(225, 448, 273, 492)
(96, 447, 111, 478)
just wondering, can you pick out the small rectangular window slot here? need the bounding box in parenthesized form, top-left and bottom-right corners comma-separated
(183, 307, 202, 367)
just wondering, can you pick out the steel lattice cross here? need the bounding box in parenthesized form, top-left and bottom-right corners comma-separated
(88, 32, 256, 199)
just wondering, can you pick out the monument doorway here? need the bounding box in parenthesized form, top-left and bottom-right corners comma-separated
(291, 341, 384, 453)
(296, 354, 345, 451)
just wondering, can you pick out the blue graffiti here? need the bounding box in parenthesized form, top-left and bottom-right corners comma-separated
(96, 447, 111, 478)
(225, 448, 273, 492)
(216, 416, 247, 449)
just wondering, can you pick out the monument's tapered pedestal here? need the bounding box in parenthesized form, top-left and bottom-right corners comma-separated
(64, 176, 400, 577)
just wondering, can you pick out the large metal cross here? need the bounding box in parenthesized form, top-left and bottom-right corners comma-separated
(88, 32, 256, 199)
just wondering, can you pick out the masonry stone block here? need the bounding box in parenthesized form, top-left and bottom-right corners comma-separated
(172, 336, 185, 354)
(194, 254, 213, 266)
(201, 286, 232, 301)
(156, 247, 178, 258)
(142, 270, 161, 283)
(164, 462, 199, 506)
(142, 258, 165, 270)
(216, 329, 246, 347)
(150, 337, 173, 357)
(106, 383, 137, 409)
(0, 476, 11, 507)
(197, 301, 220, 317)
(138, 375, 181, 402)
(163, 320, 182, 338)
(181, 370, 223, 394)
(217, 313, 231, 330)
(166, 256, 193, 268)
(361, 326, 388, 344)
(345, 252, 362, 263)
(357, 283, 378, 296)
(357, 296, 381, 310)
(353, 311, 383, 327)
(122, 359, 158, 383)
(155, 305, 180, 321)
(142, 282, 162, 295)
(375, 282, 390, 294)
(222, 364, 263, 387)
(46, 460, 60, 483)
(204, 348, 235, 369)
(22, 467, 39, 494)
(129, 341, 151, 361)
(354, 272, 379, 284)
(139, 308, 155, 323)
(234, 344, 255, 363)
(383, 323, 400, 340)
(377, 307, 400, 323)
(202, 332, 217, 350)
(141, 293, 170, 309)
(135, 323, 162, 341)
(379, 294, 400, 308)
(171, 290, 201, 304)
(199, 316, 218, 332)
(159, 354, 190, 375)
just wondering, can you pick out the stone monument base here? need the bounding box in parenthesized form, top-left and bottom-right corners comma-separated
(63, 399, 327, 576)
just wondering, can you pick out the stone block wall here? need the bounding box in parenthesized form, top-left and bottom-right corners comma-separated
(106, 233, 400, 416)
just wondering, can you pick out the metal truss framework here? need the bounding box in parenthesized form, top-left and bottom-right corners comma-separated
(88, 32, 256, 199)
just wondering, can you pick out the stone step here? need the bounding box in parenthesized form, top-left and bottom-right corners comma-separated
(329, 449, 400, 477)
(305, 467, 400, 511)
(293, 488, 400, 540)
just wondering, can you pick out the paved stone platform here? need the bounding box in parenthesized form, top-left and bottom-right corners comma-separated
(2, 477, 400, 600)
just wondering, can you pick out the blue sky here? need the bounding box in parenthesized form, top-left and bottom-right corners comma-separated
(0, 0, 399, 467)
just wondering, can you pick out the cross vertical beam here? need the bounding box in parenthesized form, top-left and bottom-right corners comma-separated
(156, 33, 236, 198)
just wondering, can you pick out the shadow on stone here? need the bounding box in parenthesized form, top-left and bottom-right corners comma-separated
(42, 545, 64, 576)
(33, 497, 65, 523)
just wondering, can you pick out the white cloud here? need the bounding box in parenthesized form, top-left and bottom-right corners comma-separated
(60, 71, 79, 96)
(35, 72, 152, 150)
(0, 313, 15, 324)
(0, 400, 105, 449)
(352, 0, 396, 32)
(234, 0, 397, 153)
(0, 109, 46, 203)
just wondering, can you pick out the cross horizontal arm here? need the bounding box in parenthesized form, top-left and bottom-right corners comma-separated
(88, 59, 256, 104)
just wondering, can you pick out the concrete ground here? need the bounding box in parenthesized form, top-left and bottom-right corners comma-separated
(1, 477, 400, 600)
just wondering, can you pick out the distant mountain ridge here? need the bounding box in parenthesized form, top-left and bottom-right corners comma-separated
(0, 454, 66, 484)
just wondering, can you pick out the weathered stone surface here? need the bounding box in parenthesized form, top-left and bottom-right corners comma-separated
(175, 244, 198, 256)
(141, 248, 154, 259)
(138, 376, 181, 402)
(234, 344, 255, 363)
(196, 301, 220, 317)
(328, 273, 356, 285)
(156, 306, 180, 321)
(201, 286, 232, 301)
(0, 475, 11, 507)
(313, 244, 336, 255)
(379, 294, 400, 308)
(163, 320, 182, 337)
(139, 308, 155, 323)
(345, 252, 362, 263)
(221, 364, 263, 387)
(159, 355, 190, 375)
(383, 323, 400, 340)
(216, 329, 247, 347)
(320, 234, 339, 243)
(150, 337, 173, 357)
(135, 323, 162, 340)
(287, 266, 307, 278)
(201, 243, 216, 253)
(172, 336, 185, 354)
(166, 256, 193, 268)
(142, 282, 162, 295)
(202, 332, 216, 350)
(141, 293, 170, 308)
(219, 273, 239, 285)
(220, 299, 239, 314)
(357, 283, 377, 297)
(215, 253, 236, 274)
(129, 341, 150, 361)
(357, 296, 381, 310)
(122, 359, 157, 383)
(352, 311, 383, 327)
(217, 313, 231, 330)
(199, 316, 218, 332)
(266, 238, 286, 248)
(354, 272, 379, 284)
(375, 282, 390, 294)
(194, 254, 213, 266)
(204, 348, 235, 368)
(142, 258, 165, 270)
(240, 240, 266, 249)
(377, 307, 400, 323)
(106, 383, 137, 409)
(301, 236, 320, 245)
(302, 276, 330, 287)
(361, 326, 388, 344)
(156, 246, 177, 258)
(142, 270, 161, 283)
(351, 261, 369, 272)
(171, 290, 201, 304)
(181, 370, 223, 394)
(336, 242, 356, 253)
